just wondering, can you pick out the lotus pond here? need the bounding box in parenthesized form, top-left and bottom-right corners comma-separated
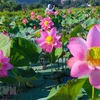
(0, 7, 100, 100)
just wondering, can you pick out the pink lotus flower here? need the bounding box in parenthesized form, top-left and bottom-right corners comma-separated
(33, 26, 36, 30)
(68, 9, 72, 14)
(85, 14, 89, 18)
(24, 10, 26, 13)
(36, 27, 62, 53)
(40, 17, 54, 30)
(54, 11, 59, 15)
(0, 50, 13, 77)
(92, 8, 95, 13)
(30, 15, 35, 20)
(63, 14, 66, 18)
(22, 18, 28, 24)
(67, 24, 100, 89)
(31, 12, 35, 16)
(47, 11, 54, 15)
(2, 31, 9, 37)
(37, 15, 43, 20)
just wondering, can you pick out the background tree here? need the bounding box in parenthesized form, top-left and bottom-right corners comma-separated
(89, 0, 95, 6)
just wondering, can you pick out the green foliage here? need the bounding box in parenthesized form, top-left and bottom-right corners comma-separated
(0, 67, 39, 84)
(33, 29, 41, 38)
(52, 15, 62, 27)
(83, 17, 100, 28)
(83, 79, 100, 99)
(10, 48, 30, 66)
(49, 48, 62, 63)
(16, 27, 34, 39)
(10, 37, 40, 66)
(0, 0, 22, 11)
(48, 78, 86, 100)
(89, 0, 95, 6)
(0, 76, 17, 84)
(0, 34, 11, 56)
(13, 67, 37, 83)
(39, 78, 86, 100)
(69, 24, 84, 38)
(0, 6, 100, 100)
(0, 0, 100, 12)
(61, 31, 69, 45)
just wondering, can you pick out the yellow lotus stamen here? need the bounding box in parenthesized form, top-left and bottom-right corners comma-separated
(0, 62, 2, 69)
(44, 21, 49, 26)
(86, 47, 100, 66)
(46, 36, 54, 44)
